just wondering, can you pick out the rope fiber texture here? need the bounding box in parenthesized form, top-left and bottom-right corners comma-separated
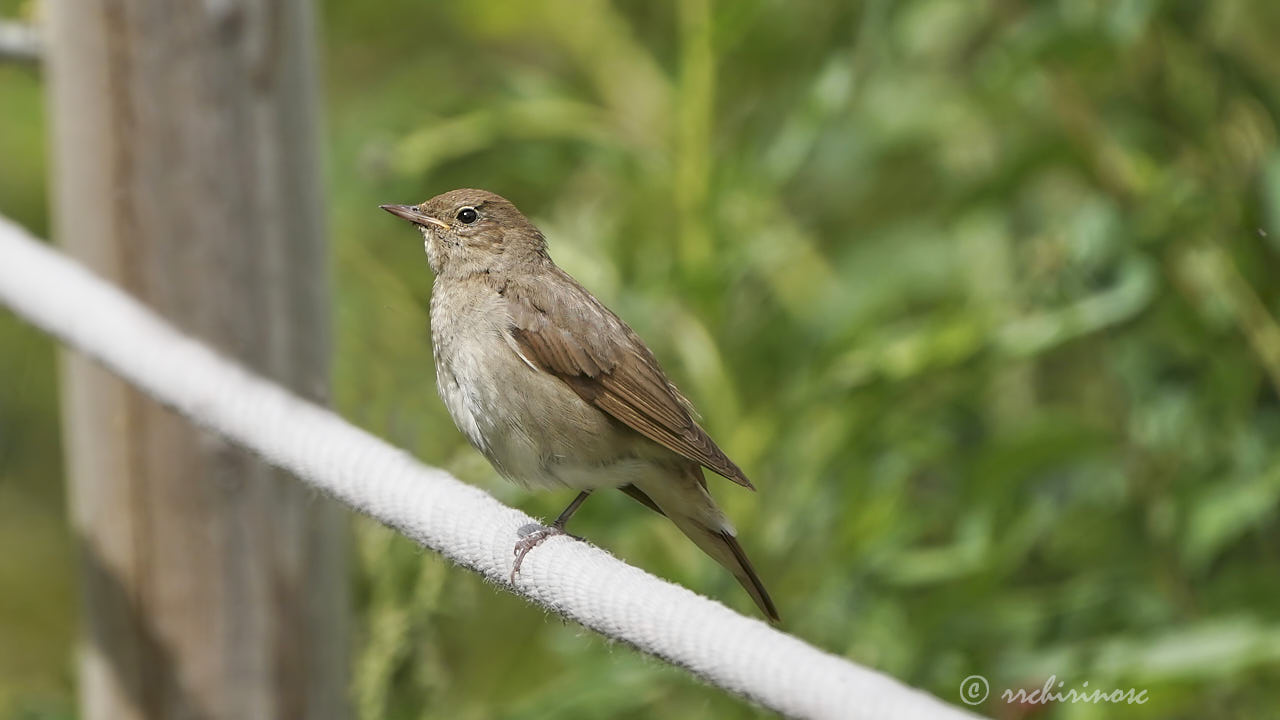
(0, 215, 980, 720)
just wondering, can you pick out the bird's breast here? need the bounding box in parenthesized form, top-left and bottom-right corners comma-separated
(429, 280, 647, 491)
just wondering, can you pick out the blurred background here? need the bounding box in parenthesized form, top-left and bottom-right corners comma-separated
(3, 0, 1280, 718)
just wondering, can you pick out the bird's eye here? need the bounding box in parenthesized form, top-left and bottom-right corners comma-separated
(456, 207, 479, 224)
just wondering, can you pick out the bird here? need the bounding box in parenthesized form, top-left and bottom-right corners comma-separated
(380, 189, 779, 622)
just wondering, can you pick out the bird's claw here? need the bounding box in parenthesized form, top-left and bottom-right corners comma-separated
(510, 525, 585, 583)
(510, 526, 565, 582)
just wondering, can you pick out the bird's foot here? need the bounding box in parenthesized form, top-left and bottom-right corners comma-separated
(510, 525, 578, 582)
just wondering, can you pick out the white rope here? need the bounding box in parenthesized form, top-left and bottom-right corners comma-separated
(0, 21, 41, 64)
(0, 215, 980, 720)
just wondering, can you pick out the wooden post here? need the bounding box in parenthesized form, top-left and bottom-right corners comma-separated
(44, 2, 348, 719)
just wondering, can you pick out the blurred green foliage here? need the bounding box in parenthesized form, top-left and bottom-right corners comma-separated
(4, 0, 1280, 718)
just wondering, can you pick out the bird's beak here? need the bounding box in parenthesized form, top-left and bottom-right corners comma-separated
(380, 204, 450, 231)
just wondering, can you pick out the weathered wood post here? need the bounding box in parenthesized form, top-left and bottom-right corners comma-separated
(44, 2, 348, 718)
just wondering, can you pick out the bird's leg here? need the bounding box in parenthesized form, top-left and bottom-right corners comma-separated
(511, 490, 592, 581)
(551, 490, 592, 533)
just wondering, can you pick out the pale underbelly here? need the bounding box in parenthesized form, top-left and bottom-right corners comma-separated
(436, 336, 666, 491)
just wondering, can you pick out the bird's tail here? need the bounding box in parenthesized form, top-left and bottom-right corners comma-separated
(632, 467, 780, 623)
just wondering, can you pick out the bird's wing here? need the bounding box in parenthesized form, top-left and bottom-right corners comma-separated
(503, 268, 753, 489)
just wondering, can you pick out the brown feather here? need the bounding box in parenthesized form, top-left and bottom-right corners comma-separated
(503, 267, 754, 489)
(618, 483, 666, 516)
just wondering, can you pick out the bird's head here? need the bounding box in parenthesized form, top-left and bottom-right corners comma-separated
(380, 188, 546, 276)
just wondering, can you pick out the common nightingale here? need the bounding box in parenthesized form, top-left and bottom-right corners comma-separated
(381, 189, 779, 622)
